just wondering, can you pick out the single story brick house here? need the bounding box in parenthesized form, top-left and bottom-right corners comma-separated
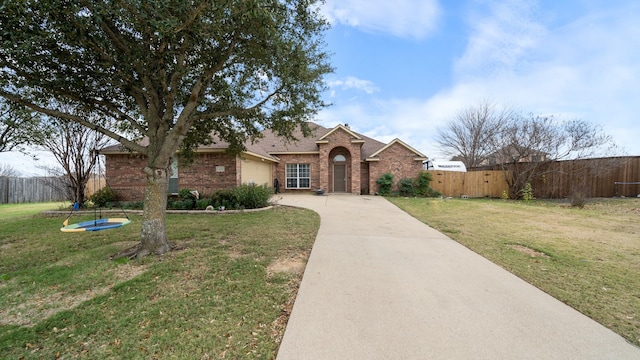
(101, 122, 428, 201)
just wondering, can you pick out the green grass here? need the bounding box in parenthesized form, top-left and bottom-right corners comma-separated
(388, 197, 640, 347)
(0, 203, 319, 359)
(0, 202, 69, 220)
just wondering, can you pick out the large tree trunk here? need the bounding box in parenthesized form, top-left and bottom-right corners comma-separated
(138, 167, 172, 257)
(75, 174, 88, 207)
(77, 184, 85, 208)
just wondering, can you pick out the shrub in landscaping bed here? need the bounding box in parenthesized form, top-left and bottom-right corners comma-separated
(210, 185, 273, 210)
(196, 199, 212, 210)
(376, 173, 394, 196)
(377, 171, 440, 198)
(398, 178, 415, 197)
(233, 184, 273, 209)
(414, 171, 440, 197)
(211, 189, 239, 210)
(89, 187, 118, 207)
(120, 201, 144, 209)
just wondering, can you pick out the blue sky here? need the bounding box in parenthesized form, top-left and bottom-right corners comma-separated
(1, 0, 638, 175)
(317, 0, 640, 159)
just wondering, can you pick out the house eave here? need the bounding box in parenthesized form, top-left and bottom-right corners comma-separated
(193, 148, 226, 153)
(269, 151, 320, 155)
(242, 151, 280, 163)
(99, 148, 137, 155)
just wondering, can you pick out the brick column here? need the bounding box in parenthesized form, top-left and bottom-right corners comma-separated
(350, 144, 361, 194)
(318, 143, 329, 191)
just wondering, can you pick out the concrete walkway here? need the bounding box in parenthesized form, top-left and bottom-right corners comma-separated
(275, 194, 640, 359)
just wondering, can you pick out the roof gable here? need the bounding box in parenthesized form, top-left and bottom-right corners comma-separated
(317, 124, 363, 141)
(366, 138, 428, 161)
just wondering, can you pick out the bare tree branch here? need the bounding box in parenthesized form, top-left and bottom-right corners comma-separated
(0, 92, 145, 155)
(492, 114, 616, 198)
(436, 99, 511, 168)
(37, 108, 113, 206)
(0, 163, 20, 177)
(436, 100, 617, 199)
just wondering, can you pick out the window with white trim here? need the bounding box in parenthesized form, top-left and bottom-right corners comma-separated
(286, 164, 310, 189)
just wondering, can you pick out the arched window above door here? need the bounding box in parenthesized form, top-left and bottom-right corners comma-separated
(333, 154, 346, 162)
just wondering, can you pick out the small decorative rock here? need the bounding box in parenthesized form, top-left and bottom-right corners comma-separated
(205, 205, 214, 211)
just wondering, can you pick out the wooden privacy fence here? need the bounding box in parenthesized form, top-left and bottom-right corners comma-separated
(529, 156, 640, 198)
(428, 156, 640, 199)
(0, 175, 105, 204)
(85, 176, 106, 197)
(428, 170, 507, 198)
(0, 177, 68, 204)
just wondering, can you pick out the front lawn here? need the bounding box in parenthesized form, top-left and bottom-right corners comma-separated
(0, 204, 319, 359)
(388, 197, 640, 347)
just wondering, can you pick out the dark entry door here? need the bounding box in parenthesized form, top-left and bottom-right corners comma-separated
(334, 164, 346, 192)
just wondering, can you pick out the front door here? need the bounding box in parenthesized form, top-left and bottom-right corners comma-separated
(334, 164, 346, 192)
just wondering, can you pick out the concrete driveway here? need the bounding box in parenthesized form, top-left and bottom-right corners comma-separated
(275, 194, 640, 359)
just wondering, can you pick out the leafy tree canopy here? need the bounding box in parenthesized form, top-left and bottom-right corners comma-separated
(0, 99, 46, 153)
(0, 0, 333, 257)
(0, 0, 332, 166)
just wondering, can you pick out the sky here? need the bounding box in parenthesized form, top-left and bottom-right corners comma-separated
(316, 0, 640, 159)
(1, 0, 639, 175)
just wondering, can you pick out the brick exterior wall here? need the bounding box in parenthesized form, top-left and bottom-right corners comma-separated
(368, 142, 424, 194)
(317, 128, 362, 194)
(105, 152, 240, 201)
(179, 153, 240, 196)
(273, 128, 367, 194)
(104, 154, 147, 201)
(360, 162, 370, 194)
(105, 127, 424, 199)
(273, 153, 320, 193)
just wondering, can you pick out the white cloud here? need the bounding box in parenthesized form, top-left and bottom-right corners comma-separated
(438, 1, 640, 155)
(327, 76, 379, 95)
(321, 0, 441, 39)
(454, 0, 547, 78)
(318, 0, 640, 158)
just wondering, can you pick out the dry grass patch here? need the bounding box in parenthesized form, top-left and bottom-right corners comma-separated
(267, 251, 309, 276)
(509, 244, 550, 258)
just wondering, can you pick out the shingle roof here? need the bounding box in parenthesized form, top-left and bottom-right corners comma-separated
(257, 122, 330, 153)
(100, 122, 417, 162)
